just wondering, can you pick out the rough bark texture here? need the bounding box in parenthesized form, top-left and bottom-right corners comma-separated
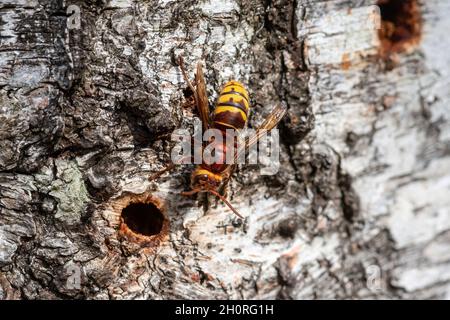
(1, 0, 450, 300)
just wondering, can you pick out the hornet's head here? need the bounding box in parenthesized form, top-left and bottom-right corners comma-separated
(181, 167, 243, 219)
(191, 168, 223, 191)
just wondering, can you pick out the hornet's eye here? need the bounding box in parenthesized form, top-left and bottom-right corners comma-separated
(195, 174, 208, 184)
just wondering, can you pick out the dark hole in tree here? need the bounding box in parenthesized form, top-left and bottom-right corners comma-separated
(182, 86, 193, 98)
(121, 202, 164, 236)
(378, 0, 421, 53)
(278, 218, 299, 238)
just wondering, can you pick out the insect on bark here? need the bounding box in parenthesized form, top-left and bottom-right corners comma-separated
(150, 57, 287, 219)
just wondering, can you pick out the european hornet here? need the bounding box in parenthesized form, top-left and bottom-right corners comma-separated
(150, 57, 287, 218)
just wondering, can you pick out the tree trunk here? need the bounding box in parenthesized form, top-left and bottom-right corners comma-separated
(1, 0, 450, 300)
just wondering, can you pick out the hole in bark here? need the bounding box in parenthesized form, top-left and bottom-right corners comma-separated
(121, 202, 164, 236)
(108, 193, 169, 250)
(378, 0, 422, 55)
(182, 86, 193, 98)
(278, 218, 299, 238)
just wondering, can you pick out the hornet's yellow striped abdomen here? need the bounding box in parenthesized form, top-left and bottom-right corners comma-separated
(213, 80, 250, 130)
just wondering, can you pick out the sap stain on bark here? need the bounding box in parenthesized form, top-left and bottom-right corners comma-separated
(378, 0, 422, 57)
(104, 192, 170, 252)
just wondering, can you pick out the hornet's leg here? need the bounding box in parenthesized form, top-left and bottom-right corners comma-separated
(148, 154, 194, 181)
(215, 181, 230, 208)
(148, 162, 177, 181)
